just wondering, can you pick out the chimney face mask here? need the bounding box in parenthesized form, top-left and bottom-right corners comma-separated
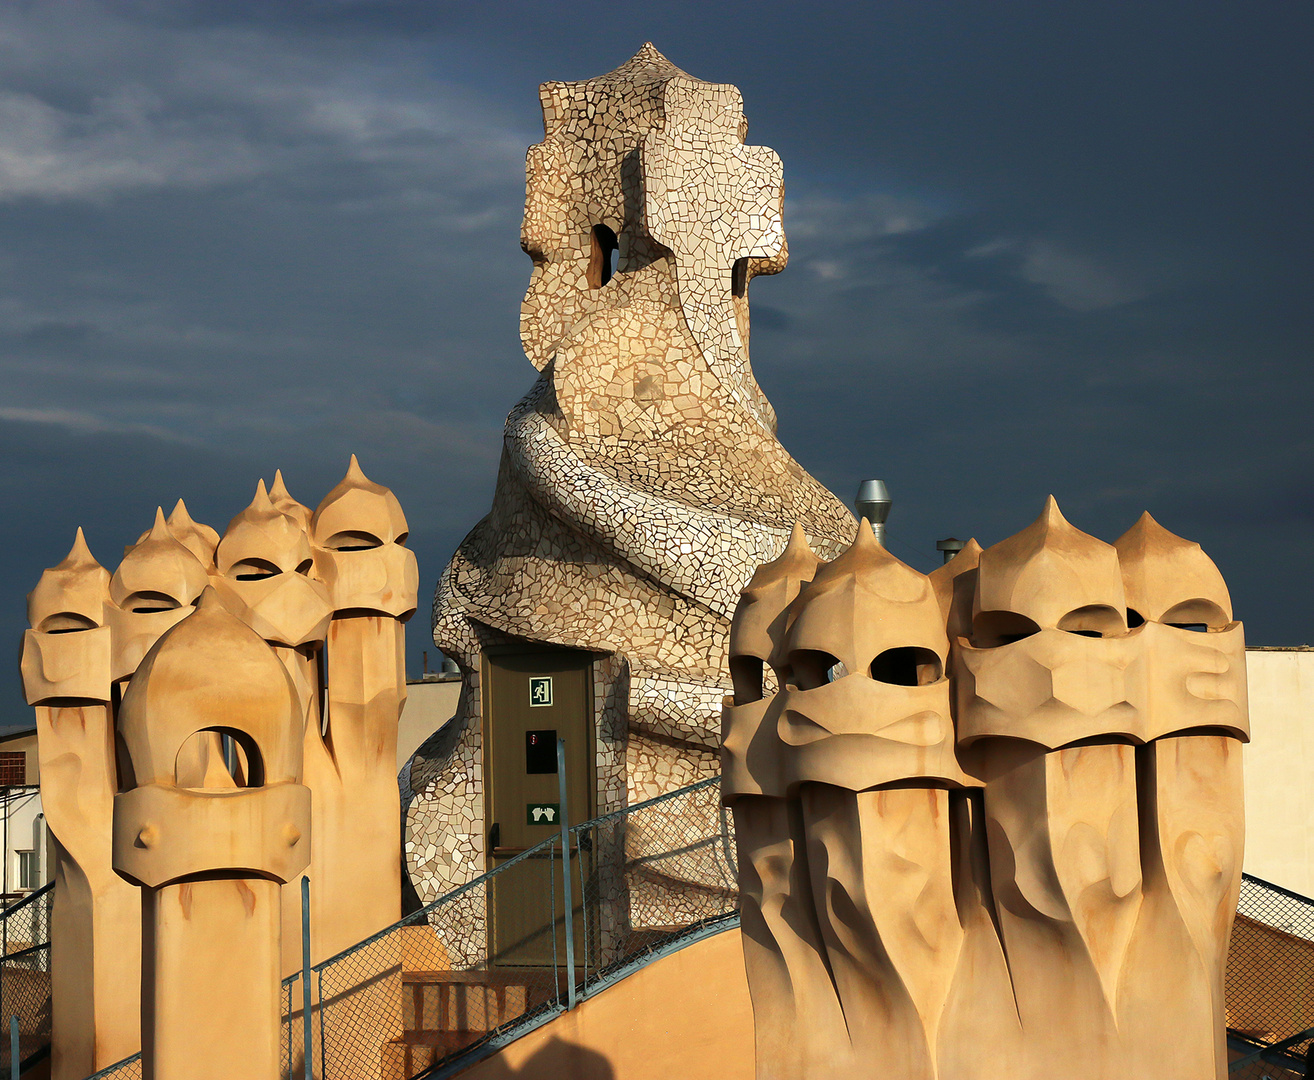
(953, 497, 1139, 751)
(1114, 512, 1249, 741)
(214, 484, 332, 650)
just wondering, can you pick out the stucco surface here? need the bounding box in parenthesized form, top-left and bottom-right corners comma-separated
(456, 928, 753, 1080)
(724, 503, 1248, 1080)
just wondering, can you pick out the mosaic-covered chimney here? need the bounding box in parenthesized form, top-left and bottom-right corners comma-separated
(410, 43, 856, 904)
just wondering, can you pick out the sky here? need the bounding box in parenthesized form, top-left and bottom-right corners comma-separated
(1, 1, 1311, 728)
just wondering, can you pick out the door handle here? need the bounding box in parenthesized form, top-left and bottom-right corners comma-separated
(489, 822, 500, 850)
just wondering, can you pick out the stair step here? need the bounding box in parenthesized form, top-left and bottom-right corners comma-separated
(396, 924, 450, 974)
(382, 1032, 485, 1080)
(402, 972, 529, 1034)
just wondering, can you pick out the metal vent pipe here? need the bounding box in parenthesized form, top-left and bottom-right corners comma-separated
(854, 480, 891, 547)
(936, 537, 966, 564)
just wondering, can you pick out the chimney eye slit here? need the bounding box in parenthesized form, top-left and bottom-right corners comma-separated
(588, 224, 618, 289)
(870, 646, 943, 686)
(1057, 604, 1126, 639)
(1161, 599, 1229, 631)
(972, 611, 1041, 649)
(124, 591, 181, 615)
(789, 650, 847, 690)
(730, 655, 765, 705)
(326, 530, 383, 552)
(729, 658, 781, 704)
(40, 613, 98, 634)
(295, 559, 313, 576)
(1127, 609, 1146, 628)
(232, 558, 282, 581)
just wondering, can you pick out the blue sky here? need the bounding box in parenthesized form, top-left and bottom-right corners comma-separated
(1, 1, 1311, 726)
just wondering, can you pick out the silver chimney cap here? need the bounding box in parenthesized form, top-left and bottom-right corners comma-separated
(854, 480, 891, 546)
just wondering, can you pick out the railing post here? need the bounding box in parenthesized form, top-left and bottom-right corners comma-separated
(556, 738, 576, 1010)
(301, 876, 312, 1080)
(317, 969, 326, 1080)
(576, 830, 589, 984)
(10, 1014, 18, 1077)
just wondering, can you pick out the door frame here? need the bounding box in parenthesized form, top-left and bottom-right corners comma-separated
(481, 643, 599, 855)
(481, 644, 599, 969)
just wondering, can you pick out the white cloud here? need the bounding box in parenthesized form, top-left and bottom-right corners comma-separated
(808, 259, 846, 280)
(786, 190, 943, 244)
(0, 86, 263, 201)
(1020, 239, 1144, 312)
(0, 405, 184, 441)
(964, 237, 1018, 259)
(0, 3, 532, 205)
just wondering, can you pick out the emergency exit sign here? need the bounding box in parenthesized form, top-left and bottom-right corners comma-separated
(529, 676, 553, 707)
(527, 802, 560, 825)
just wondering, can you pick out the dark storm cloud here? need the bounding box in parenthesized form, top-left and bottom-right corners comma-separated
(1, 1, 1311, 727)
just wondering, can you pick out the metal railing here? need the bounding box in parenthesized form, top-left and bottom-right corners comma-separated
(65, 796, 1314, 1079)
(82, 1052, 142, 1080)
(568, 777, 738, 998)
(307, 772, 737, 1080)
(1227, 872, 1314, 1075)
(0, 883, 52, 1078)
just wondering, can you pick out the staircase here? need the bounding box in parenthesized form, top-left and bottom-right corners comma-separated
(383, 970, 557, 1079)
(311, 777, 739, 1080)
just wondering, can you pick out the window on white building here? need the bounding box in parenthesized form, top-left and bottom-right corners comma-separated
(17, 850, 38, 891)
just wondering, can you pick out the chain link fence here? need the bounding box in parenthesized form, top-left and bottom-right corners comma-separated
(570, 776, 738, 994)
(1227, 873, 1314, 1076)
(82, 1053, 142, 1080)
(0, 883, 52, 1078)
(302, 775, 736, 1080)
(311, 834, 565, 1080)
(51, 789, 1314, 1080)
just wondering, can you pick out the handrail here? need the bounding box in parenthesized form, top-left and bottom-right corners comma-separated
(314, 782, 733, 979)
(312, 779, 731, 978)
(407, 777, 740, 1080)
(2, 941, 48, 965)
(81, 1050, 140, 1080)
(1239, 870, 1314, 907)
(567, 774, 721, 833)
(1229, 1024, 1314, 1072)
(310, 832, 560, 975)
(0, 881, 52, 920)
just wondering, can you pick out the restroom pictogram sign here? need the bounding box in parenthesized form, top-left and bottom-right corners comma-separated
(527, 803, 560, 825)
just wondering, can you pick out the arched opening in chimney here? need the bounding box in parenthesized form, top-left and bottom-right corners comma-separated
(731, 257, 749, 298)
(588, 224, 618, 288)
